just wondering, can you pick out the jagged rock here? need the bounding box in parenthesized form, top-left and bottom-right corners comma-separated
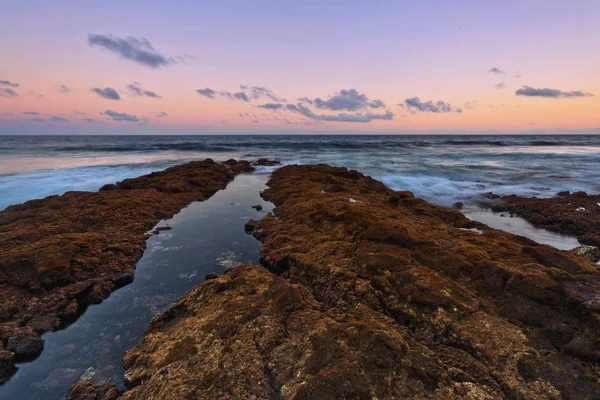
(66, 379, 120, 400)
(0, 159, 254, 382)
(204, 272, 219, 280)
(251, 204, 263, 211)
(118, 165, 600, 399)
(253, 158, 281, 166)
(570, 245, 600, 263)
(490, 191, 600, 246)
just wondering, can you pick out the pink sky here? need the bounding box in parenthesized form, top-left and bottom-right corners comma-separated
(1, 1, 599, 134)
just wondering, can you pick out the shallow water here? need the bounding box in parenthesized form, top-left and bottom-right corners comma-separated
(0, 173, 273, 400)
(463, 208, 580, 250)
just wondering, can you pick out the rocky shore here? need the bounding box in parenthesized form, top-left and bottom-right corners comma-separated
(0, 159, 254, 382)
(485, 191, 600, 247)
(81, 165, 600, 399)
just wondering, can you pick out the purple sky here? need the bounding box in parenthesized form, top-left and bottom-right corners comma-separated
(1, 0, 599, 134)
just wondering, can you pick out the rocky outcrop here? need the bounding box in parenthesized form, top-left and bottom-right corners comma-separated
(0, 159, 253, 382)
(488, 191, 600, 246)
(65, 378, 120, 400)
(119, 165, 600, 399)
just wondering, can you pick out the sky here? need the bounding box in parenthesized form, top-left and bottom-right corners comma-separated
(0, 0, 599, 134)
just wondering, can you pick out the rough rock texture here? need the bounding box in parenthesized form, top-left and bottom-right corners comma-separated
(65, 378, 120, 400)
(488, 191, 600, 246)
(0, 159, 253, 382)
(571, 246, 600, 263)
(120, 165, 600, 399)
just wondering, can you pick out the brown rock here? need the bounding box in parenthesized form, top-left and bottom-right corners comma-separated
(66, 379, 120, 400)
(0, 159, 254, 381)
(119, 165, 600, 399)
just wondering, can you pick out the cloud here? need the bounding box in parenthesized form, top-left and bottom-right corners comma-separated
(245, 86, 282, 102)
(197, 88, 217, 99)
(489, 67, 504, 74)
(88, 34, 172, 68)
(515, 86, 593, 98)
(311, 89, 384, 111)
(72, 111, 86, 116)
(368, 99, 386, 108)
(463, 101, 477, 110)
(257, 103, 284, 110)
(31, 117, 45, 122)
(0, 88, 19, 98)
(0, 80, 19, 88)
(286, 103, 394, 123)
(514, 71, 522, 78)
(50, 116, 69, 122)
(154, 111, 167, 117)
(57, 85, 71, 94)
(220, 91, 250, 102)
(91, 87, 120, 100)
(403, 97, 461, 113)
(22, 111, 40, 115)
(127, 82, 161, 98)
(495, 82, 506, 89)
(84, 118, 97, 123)
(102, 109, 139, 122)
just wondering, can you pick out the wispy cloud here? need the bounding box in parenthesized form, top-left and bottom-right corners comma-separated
(257, 103, 284, 110)
(286, 103, 394, 123)
(31, 117, 45, 122)
(50, 116, 69, 122)
(22, 111, 40, 115)
(102, 109, 139, 122)
(84, 118, 97, 123)
(57, 85, 71, 94)
(515, 86, 593, 98)
(403, 97, 462, 113)
(0, 88, 19, 98)
(91, 87, 121, 100)
(88, 34, 172, 68)
(495, 82, 506, 90)
(196, 88, 217, 99)
(0, 80, 19, 88)
(309, 89, 384, 111)
(154, 111, 168, 117)
(127, 82, 161, 98)
(489, 67, 504, 74)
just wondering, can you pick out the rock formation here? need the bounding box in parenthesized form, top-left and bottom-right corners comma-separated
(0, 159, 253, 382)
(117, 165, 600, 399)
(488, 191, 600, 247)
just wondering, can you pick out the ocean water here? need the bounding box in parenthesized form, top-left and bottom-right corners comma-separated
(1, 134, 600, 211)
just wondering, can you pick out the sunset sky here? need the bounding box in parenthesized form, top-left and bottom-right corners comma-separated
(1, 0, 599, 134)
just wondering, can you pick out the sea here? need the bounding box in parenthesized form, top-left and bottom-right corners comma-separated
(0, 134, 598, 399)
(1, 134, 600, 211)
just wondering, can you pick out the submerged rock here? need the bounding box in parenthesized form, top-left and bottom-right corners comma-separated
(251, 204, 263, 211)
(0, 159, 254, 382)
(570, 245, 600, 263)
(117, 165, 600, 399)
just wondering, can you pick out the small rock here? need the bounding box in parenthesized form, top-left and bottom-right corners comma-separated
(245, 219, 258, 234)
(253, 158, 281, 166)
(152, 226, 172, 234)
(251, 205, 263, 211)
(570, 245, 600, 263)
(80, 366, 96, 380)
(205, 273, 219, 280)
(6, 328, 44, 359)
(452, 202, 464, 210)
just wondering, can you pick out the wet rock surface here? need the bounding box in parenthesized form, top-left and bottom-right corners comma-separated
(488, 191, 600, 246)
(65, 378, 121, 400)
(118, 165, 600, 399)
(0, 159, 254, 382)
(571, 245, 600, 263)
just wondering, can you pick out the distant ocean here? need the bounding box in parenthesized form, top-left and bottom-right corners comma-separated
(1, 134, 600, 210)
